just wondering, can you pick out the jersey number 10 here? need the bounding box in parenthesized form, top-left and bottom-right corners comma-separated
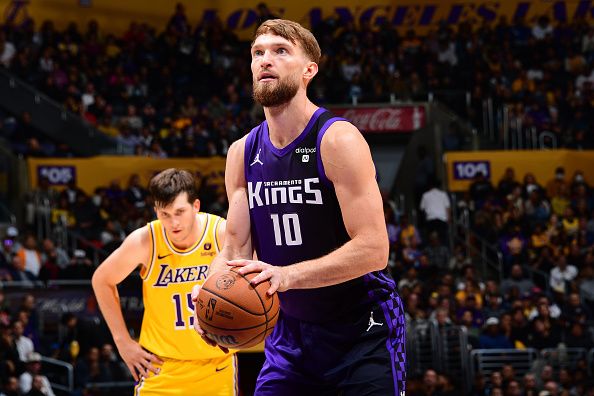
(270, 213, 302, 246)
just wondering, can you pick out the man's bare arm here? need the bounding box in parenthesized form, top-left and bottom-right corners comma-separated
(209, 136, 254, 274)
(92, 228, 163, 380)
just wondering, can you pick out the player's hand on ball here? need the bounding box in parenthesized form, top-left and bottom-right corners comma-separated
(228, 259, 288, 295)
(117, 338, 163, 381)
(191, 284, 229, 353)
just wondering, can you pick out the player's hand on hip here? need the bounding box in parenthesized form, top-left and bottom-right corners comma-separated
(228, 259, 288, 295)
(116, 338, 163, 382)
(191, 284, 229, 354)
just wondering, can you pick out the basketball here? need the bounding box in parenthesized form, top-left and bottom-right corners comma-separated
(196, 268, 280, 349)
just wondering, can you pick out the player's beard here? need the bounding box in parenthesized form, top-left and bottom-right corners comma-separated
(253, 73, 300, 108)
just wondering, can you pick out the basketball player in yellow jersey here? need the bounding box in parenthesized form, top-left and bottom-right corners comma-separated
(92, 168, 238, 395)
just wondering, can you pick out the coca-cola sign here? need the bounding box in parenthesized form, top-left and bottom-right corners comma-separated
(330, 106, 426, 133)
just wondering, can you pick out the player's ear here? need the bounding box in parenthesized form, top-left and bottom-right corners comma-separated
(303, 61, 318, 82)
(193, 199, 201, 212)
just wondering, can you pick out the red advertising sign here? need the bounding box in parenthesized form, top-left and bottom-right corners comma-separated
(330, 106, 426, 133)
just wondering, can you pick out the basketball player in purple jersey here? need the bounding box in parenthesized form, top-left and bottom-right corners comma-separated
(194, 19, 406, 395)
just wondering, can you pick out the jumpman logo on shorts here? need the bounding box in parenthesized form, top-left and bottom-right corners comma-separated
(250, 148, 264, 166)
(366, 311, 384, 332)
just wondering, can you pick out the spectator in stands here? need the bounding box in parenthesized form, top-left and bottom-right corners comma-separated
(417, 369, 439, 396)
(549, 255, 578, 295)
(528, 305, 562, 349)
(545, 167, 567, 199)
(505, 380, 522, 396)
(398, 214, 421, 246)
(565, 321, 594, 349)
(0, 32, 15, 68)
(1, 227, 20, 261)
(401, 235, 425, 270)
(469, 172, 493, 209)
(71, 193, 101, 240)
(524, 190, 551, 226)
(423, 232, 450, 273)
(499, 225, 528, 269)
(124, 174, 148, 209)
(543, 381, 560, 396)
(61, 249, 93, 280)
(420, 178, 451, 244)
(489, 371, 504, 393)
(25, 177, 58, 229)
(522, 373, 538, 396)
(60, 180, 85, 206)
(469, 373, 487, 396)
(500, 264, 535, 298)
(0, 375, 20, 396)
(15, 236, 42, 279)
(8, 255, 35, 285)
(12, 321, 33, 364)
(509, 307, 529, 348)
(0, 323, 20, 384)
(98, 343, 128, 382)
(483, 293, 505, 320)
(74, 347, 107, 389)
(18, 353, 54, 396)
(431, 307, 453, 329)
(497, 168, 521, 200)
(526, 172, 548, 197)
(25, 375, 46, 396)
(40, 239, 69, 271)
(479, 317, 512, 349)
(579, 265, 594, 313)
(437, 373, 456, 396)
(562, 292, 592, 322)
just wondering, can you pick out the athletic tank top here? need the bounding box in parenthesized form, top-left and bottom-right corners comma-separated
(139, 213, 228, 360)
(244, 108, 396, 323)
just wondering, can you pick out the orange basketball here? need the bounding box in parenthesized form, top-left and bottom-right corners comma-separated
(196, 268, 280, 349)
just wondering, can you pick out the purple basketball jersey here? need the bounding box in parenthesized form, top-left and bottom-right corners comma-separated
(244, 108, 396, 323)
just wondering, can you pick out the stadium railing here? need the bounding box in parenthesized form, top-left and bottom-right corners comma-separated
(437, 325, 471, 392)
(470, 348, 538, 387)
(40, 355, 73, 394)
(450, 195, 504, 282)
(540, 347, 588, 371)
(481, 99, 558, 151)
(407, 321, 472, 389)
(84, 381, 135, 396)
(407, 320, 440, 377)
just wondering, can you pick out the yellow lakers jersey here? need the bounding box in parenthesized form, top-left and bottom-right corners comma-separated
(139, 213, 228, 360)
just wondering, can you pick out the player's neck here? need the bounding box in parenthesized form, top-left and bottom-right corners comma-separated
(264, 94, 318, 149)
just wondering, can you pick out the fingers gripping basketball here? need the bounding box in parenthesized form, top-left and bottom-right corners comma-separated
(196, 268, 280, 349)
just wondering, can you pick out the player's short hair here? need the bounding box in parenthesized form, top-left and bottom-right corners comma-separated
(253, 19, 321, 64)
(149, 168, 197, 208)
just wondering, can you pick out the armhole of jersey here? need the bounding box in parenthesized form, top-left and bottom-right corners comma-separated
(140, 223, 156, 281)
(243, 127, 258, 181)
(316, 117, 348, 187)
(213, 216, 223, 253)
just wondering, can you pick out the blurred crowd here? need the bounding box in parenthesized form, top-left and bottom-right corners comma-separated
(0, 171, 226, 285)
(0, 292, 129, 396)
(1, 2, 594, 395)
(0, 5, 593, 156)
(388, 165, 594, 394)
